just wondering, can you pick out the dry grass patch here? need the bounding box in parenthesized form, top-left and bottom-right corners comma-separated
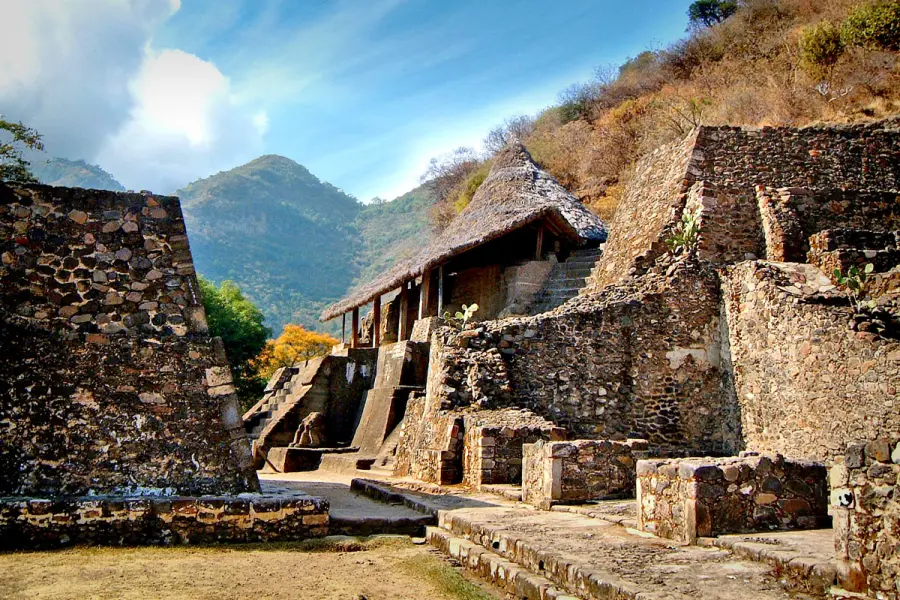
(0, 537, 500, 600)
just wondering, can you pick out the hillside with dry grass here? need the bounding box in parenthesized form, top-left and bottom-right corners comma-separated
(425, 0, 900, 226)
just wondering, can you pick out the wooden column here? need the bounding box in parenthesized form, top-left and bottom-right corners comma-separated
(351, 307, 359, 349)
(398, 282, 410, 341)
(437, 265, 444, 316)
(341, 313, 346, 343)
(419, 269, 432, 319)
(372, 296, 381, 347)
(535, 226, 544, 260)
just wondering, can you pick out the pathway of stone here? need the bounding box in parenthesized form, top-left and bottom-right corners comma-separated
(264, 471, 832, 600)
(259, 472, 433, 537)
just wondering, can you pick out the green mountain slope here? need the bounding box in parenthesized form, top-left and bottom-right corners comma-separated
(32, 158, 125, 191)
(177, 155, 433, 335)
(355, 184, 435, 286)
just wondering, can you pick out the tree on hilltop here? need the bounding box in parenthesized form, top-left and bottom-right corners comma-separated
(688, 0, 738, 29)
(0, 116, 44, 183)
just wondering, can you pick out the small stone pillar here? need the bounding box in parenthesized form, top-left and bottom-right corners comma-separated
(523, 439, 649, 510)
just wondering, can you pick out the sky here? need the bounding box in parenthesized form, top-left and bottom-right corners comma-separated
(0, 0, 695, 201)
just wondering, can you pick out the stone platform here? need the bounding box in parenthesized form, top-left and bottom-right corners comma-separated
(352, 477, 814, 600)
(0, 490, 328, 550)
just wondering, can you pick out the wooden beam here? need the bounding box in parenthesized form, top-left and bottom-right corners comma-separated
(398, 282, 410, 341)
(351, 307, 359, 349)
(341, 313, 346, 343)
(535, 225, 544, 260)
(373, 296, 381, 347)
(419, 269, 432, 319)
(437, 265, 444, 316)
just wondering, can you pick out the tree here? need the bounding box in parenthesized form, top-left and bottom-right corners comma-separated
(0, 117, 44, 183)
(199, 277, 270, 408)
(841, 1, 900, 51)
(688, 0, 738, 29)
(483, 115, 536, 154)
(800, 22, 845, 81)
(420, 146, 485, 231)
(252, 324, 339, 381)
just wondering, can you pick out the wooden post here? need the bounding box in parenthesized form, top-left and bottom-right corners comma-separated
(351, 307, 359, 349)
(419, 269, 432, 319)
(341, 313, 346, 344)
(535, 226, 544, 260)
(437, 265, 444, 316)
(373, 296, 381, 347)
(398, 282, 409, 341)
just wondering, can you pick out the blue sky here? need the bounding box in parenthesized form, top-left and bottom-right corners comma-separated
(1, 0, 695, 200)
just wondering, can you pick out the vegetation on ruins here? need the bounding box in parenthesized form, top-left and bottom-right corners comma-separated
(833, 263, 878, 312)
(198, 277, 270, 406)
(665, 209, 702, 257)
(443, 303, 480, 330)
(252, 324, 339, 381)
(0, 117, 43, 183)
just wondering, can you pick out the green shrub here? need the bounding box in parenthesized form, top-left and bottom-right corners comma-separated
(842, 0, 900, 51)
(800, 21, 845, 79)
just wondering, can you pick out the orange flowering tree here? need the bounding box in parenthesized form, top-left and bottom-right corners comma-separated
(252, 324, 338, 381)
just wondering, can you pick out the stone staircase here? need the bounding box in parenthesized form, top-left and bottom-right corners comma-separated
(529, 246, 603, 314)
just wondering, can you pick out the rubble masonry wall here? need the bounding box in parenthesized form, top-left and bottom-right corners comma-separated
(0, 183, 257, 496)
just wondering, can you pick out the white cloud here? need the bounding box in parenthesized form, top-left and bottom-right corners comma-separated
(96, 49, 266, 193)
(0, 0, 266, 194)
(0, 0, 179, 160)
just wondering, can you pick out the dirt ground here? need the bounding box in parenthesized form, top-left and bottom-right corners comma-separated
(0, 537, 500, 600)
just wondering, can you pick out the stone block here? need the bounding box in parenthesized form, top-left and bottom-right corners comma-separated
(637, 454, 828, 544)
(523, 439, 647, 510)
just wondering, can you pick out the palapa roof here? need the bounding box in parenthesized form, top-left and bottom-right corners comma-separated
(320, 143, 607, 321)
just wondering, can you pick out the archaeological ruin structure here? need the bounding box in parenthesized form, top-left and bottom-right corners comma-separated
(2, 119, 898, 599)
(245, 121, 898, 599)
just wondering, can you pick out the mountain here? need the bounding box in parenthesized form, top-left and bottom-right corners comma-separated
(177, 155, 433, 335)
(32, 158, 125, 191)
(356, 184, 435, 284)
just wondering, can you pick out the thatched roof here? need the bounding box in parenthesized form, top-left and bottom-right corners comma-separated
(320, 144, 607, 321)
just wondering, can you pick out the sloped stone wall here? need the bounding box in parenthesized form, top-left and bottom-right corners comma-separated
(0, 183, 258, 496)
(722, 261, 900, 462)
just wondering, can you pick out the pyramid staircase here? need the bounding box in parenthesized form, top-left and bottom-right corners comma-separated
(528, 246, 603, 314)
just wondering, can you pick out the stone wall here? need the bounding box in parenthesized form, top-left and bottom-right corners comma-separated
(461, 410, 562, 488)
(637, 454, 829, 543)
(424, 260, 740, 455)
(393, 345, 466, 484)
(723, 261, 900, 462)
(0, 492, 328, 550)
(758, 187, 900, 262)
(589, 121, 900, 292)
(832, 438, 900, 599)
(522, 438, 649, 510)
(0, 183, 258, 496)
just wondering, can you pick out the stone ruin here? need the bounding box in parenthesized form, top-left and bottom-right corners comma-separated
(0, 183, 328, 547)
(1, 119, 899, 598)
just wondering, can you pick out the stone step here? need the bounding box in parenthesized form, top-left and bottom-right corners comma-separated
(426, 527, 577, 600)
